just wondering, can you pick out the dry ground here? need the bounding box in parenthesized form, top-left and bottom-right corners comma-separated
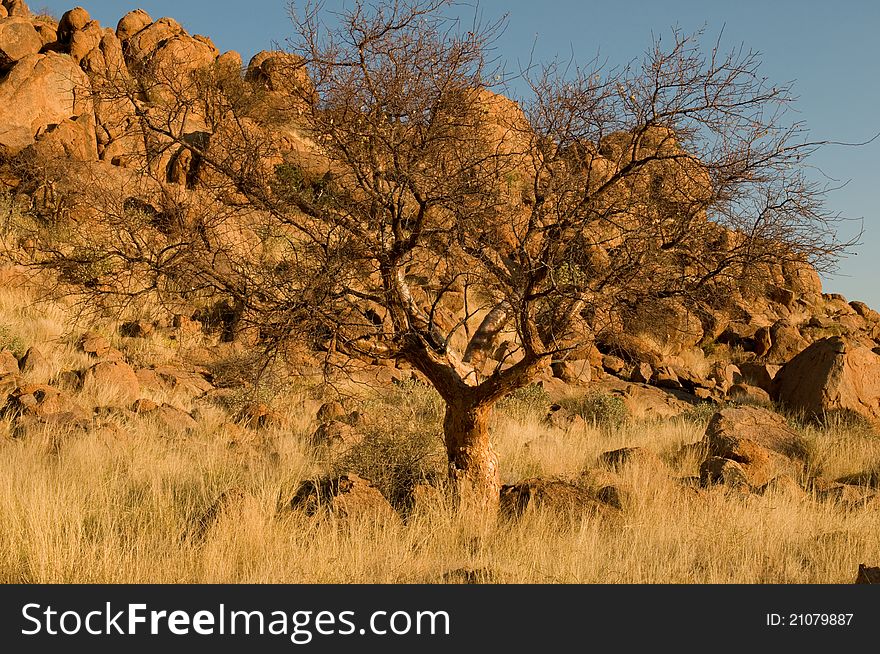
(0, 266, 878, 584)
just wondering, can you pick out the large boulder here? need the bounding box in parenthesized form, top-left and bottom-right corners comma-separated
(22, 114, 98, 161)
(0, 16, 40, 70)
(67, 20, 104, 64)
(763, 319, 809, 364)
(56, 6, 90, 44)
(0, 52, 93, 156)
(1, 1, 29, 19)
(116, 8, 151, 43)
(850, 301, 880, 324)
(700, 406, 808, 488)
(82, 360, 140, 404)
(773, 336, 880, 425)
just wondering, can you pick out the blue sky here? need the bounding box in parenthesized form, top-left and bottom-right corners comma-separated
(35, 0, 880, 308)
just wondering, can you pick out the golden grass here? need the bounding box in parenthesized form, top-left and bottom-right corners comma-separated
(1, 398, 878, 584)
(0, 266, 878, 584)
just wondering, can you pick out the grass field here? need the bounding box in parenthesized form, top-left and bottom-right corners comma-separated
(0, 268, 878, 584)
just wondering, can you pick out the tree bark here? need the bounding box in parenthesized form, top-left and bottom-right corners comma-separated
(443, 398, 500, 513)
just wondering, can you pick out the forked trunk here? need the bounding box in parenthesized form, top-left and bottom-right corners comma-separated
(443, 399, 500, 513)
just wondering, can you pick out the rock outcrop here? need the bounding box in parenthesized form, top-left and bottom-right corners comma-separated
(0, 52, 93, 156)
(773, 336, 880, 424)
(0, 16, 40, 70)
(700, 406, 809, 489)
(289, 473, 398, 521)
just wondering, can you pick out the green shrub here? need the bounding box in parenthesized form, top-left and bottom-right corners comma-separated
(327, 377, 447, 511)
(680, 401, 721, 426)
(558, 391, 628, 428)
(497, 383, 552, 420)
(330, 423, 445, 512)
(0, 324, 26, 359)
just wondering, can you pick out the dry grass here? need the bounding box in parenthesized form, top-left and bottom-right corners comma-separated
(1, 390, 878, 584)
(0, 261, 878, 584)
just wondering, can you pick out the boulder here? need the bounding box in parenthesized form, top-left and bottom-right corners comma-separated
(246, 50, 312, 95)
(32, 22, 55, 46)
(116, 8, 151, 43)
(707, 362, 741, 392)
(216, 49, 242, 72)
(289, 473, 398, 521)
(652, 366, 682, 390)
(78, 331, 114, 358)
(783, 260, 822, 297)
(0, 16, 41, 70)
(753, 326, 772, 357)
(630, 362, 653, 384)
(701, 406, 808, 488)
(593, 379, 695, 419)
(18, 346, 46, 374)
(148, 365, 214, 395)
(67, 20, 103, 64)
(763, 319, 809, 363)
(82, 360, 140, 404)
(500, 477, 620, 520)
(1, 1, 29, 19)
(23, 114, 98, 161)
(124, 16, 183, 60)
(125, 18, 216, 100)
(56, 6, 90, 44)
(699, 456, 751, 489)
(550, 358, 591, 384)
(736, 362, 780, 393)
(0, 349, 19, 375)
(855, 565, 880, 584)
(773, 336, 880, 425)
(850, 301, 880, 324)
(0, 52, 93, 156)
(727, 383, 772, 406)
(601, 354, 626, 376)
(140, 402, 199, 432)
(3, 383, 87, 419)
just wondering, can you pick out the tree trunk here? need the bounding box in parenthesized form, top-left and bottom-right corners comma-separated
(443, 399, 500, 513)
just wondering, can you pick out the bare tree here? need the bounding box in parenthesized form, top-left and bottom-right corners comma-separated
(13, 0, 853, 509)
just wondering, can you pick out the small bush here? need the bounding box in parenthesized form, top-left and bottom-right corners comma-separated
(680, 401, 721, 426)
(0, 324, 26, 359)
(497, 383, 551, 420)
(334, 378, 446, 510)
(330, 425, 445, 511)
(558, 391, 628, 428)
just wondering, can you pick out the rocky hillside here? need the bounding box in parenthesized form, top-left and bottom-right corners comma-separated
(1, 0, 879, 431)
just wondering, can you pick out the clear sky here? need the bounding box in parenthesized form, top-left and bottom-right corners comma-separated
(34, 0, 880, 308)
